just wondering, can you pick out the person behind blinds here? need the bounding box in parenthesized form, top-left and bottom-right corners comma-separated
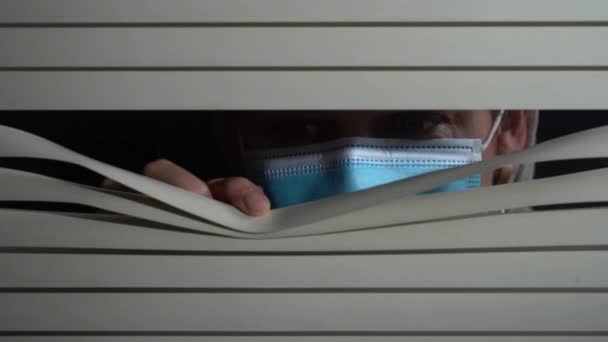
(102, 111, 539, 216)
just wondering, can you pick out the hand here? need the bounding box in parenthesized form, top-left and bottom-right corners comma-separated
(101, 159, 271, 216)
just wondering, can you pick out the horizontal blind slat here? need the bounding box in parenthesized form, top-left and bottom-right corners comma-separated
(4, 252, 606, 288)
(2, 209, 607, 251)
(1, 0, 607, 23)
(2, 71, 606, 109)
(2, 338, 608, 342)
(2, 293, 608, 331)
(1, 27, 607, 67)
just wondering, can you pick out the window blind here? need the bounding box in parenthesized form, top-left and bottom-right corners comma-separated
(0, 0, 607, 109)
(2, 0, 608, 339)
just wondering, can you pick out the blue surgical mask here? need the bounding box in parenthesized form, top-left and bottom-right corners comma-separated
(244, 112, 504, 208)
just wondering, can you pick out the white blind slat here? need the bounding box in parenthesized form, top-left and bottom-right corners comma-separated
(3, 293, 608, 331)
(2, 338, 608, 342)
(1, 338, 608, 342)
(2, 209, 607, 251)
(1, 0, 607, 23)
(2, 71, 607, 109)
(1, 27, 607, 67)
(4, 252, 606, 288)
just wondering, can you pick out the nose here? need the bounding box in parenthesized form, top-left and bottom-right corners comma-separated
(335, 113, 375, 138)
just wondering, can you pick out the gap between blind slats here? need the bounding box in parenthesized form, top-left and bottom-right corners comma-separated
(2, 293, 608, 331)
(1, 71, 607, 109)
(1, 0, 607, 23)
(1, 28, 607, 67)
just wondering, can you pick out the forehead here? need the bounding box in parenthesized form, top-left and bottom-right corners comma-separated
(240, 111, 482, 121)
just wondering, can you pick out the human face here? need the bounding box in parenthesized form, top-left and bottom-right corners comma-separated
(235, 111, 501, 185)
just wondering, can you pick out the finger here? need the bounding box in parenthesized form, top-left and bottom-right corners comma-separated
(207, 177, 271, 216)
(100, 178, 133, 192)
(206, 177, 225, 186)
(143, 159, 212, 198)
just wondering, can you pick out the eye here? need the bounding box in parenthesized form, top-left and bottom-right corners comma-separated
(303, 122, 323, 139)
(377, 112, 452, 139)
(264, 119, 338, 147)
(399, 117, 440, 131)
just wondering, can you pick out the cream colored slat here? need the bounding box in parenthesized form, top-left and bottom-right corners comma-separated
(6, 165, 608, 238)
(3, 125, 608, 235)
(1, 209, 607, 251)
(0, 168, 243, 237)
(2, 293, 608, 331)
(1, 0, 607, 23)
(3, 338, 608, 342)
(270, 167, 608, 237)
(3, 252, 607, 288)
(11, 164, 608, 237)
(2, 27, 607, 67)
(2, 71, 607, 110)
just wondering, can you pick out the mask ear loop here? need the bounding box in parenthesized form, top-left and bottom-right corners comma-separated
(482, 109, 506, 151)
(481, 109, 507, 214)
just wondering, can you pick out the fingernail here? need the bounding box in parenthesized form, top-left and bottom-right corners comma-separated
(244, 191, 270, 215)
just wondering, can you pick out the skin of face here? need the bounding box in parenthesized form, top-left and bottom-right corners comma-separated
(231, 110, 530, 186)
